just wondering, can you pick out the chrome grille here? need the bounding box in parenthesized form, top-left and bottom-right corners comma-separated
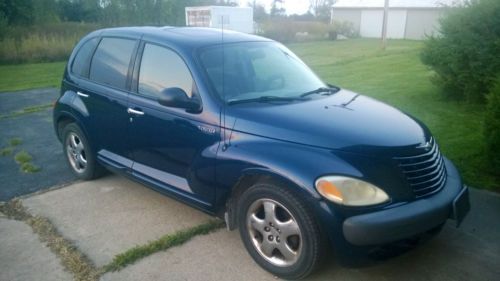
(394, 138, 446, 198)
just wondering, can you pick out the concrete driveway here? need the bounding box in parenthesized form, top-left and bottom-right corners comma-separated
(1, 175, 499, 281)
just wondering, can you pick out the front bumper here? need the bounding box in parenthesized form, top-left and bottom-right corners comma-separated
(342, 158, 470, 246)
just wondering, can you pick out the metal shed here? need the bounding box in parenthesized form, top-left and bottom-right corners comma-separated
(185, 6, 254, 34)
(331, 0, 460, 39)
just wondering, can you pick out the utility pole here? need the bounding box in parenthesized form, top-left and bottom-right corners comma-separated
(381, 0, 389, 50)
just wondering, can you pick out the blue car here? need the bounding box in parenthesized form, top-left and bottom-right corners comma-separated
(53, 27, 470, 279)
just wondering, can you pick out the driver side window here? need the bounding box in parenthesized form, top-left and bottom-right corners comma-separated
(138, 44, 194, 99)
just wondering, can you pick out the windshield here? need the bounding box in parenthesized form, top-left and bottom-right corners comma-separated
(199, 41, 326, 103)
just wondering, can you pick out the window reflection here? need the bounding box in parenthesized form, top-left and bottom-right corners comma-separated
(199, 42, 324, 102)
(138, 44, 193, 98)
(90, 38, 136, 90)
(72, 37, 99, 78)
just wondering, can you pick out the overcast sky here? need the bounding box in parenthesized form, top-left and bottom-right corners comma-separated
(238, 0, 311, 15)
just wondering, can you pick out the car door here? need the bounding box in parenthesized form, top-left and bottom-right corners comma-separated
(127, 42, 219, 208)
(76, 37, 138, 170)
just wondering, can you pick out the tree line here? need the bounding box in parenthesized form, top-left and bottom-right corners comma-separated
(0, 0, 227, 27)
(1, 0, 336, 28)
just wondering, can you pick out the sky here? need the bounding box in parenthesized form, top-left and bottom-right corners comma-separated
(238, 0, 311, 15)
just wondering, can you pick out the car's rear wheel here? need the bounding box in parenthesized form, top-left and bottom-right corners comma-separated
(237, 182, 326, 279)
(62, 123, 103, 180)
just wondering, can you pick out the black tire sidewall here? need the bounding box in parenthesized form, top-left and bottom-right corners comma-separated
(62, 123, 98, 180)
(237, 183, 324, 279)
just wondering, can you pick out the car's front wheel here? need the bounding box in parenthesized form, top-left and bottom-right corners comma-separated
(62, 123, 103, 180)
(237, 182, 326, 279)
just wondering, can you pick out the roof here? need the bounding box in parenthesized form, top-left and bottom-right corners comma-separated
(185, 6, 252, 11)
(333, 0, 462, 9)
(89, 26, 267, 51)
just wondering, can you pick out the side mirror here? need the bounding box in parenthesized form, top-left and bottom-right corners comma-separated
(158, 87, 200, 112)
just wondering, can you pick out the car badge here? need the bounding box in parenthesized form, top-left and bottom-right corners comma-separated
(417, 141, 432, 150)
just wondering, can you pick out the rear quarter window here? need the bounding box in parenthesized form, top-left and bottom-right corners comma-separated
(89, 37, 137, 90)
(71, 37, 99, 78)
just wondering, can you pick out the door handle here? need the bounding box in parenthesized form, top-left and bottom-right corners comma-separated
(77, 91, 89, 98)
(127, 108, 144, 116)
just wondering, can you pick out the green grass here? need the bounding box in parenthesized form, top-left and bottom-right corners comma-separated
(0, 200, 100, 281)
(0, 147, 14, 156)
(9, 137, 22, 146)
(103, 220, 224, 272)
(0, 61, 65, 92)
(14, 150, 33, 164)
(20, 162, 41, 173)
(289, 39, 497, 191)
(14, 150, 41, 173)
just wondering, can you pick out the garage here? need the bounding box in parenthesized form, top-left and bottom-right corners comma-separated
(332, 0, 458, 39)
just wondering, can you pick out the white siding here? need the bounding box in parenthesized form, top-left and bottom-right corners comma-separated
(210, 6, 253, 33)
(360, 10, 383, 38)
(405, 9, 445, 39)
(185, 6, 253, 34)
(387, 10, 407, 39)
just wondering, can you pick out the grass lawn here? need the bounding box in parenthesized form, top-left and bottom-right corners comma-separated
(289, 39, 497, 191)
(0, 61, 65, 92)
(0, 39, 496, 191)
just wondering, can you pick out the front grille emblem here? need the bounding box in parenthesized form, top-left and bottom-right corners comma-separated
(417, 141, 432, 151)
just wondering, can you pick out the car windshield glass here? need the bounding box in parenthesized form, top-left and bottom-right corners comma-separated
(199, 41, 326, 104)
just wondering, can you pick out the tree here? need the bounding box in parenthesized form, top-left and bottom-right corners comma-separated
(421, 0, 500, 102)
(252, 3, 268, 22)
(309, 0, 335, 22)
(270, 0, 285, 17)
(484, 76, 500, 169)
(1, 0, 34, 25)
(33, 0, 59, 24)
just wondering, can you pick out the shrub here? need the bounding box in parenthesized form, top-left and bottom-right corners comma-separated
(260, 20, 357, 43)
(420, 0, 500, 102)
(484, 75, 500, 169)
(331, 20, 358, 38)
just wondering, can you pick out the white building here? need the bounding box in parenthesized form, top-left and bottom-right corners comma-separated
(185, 6, 254, 33)
(331, 0, 461, 39)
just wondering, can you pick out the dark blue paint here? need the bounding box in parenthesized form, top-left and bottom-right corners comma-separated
(53, 27, 468, 260)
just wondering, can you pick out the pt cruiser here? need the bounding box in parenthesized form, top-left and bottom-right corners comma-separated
(54, 27, 470, 279)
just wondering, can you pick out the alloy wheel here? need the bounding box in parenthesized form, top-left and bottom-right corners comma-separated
(65, 132, 87, 173)
(246, 198, 302, 267)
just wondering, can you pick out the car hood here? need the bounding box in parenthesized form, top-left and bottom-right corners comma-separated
(226, 89, 431, 156)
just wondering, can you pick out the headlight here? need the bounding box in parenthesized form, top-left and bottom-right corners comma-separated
(315, 176, 389, 206)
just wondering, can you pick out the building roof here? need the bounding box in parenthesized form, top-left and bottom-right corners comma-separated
(185, 6, 252, 11)
(333, 0, 462, 9)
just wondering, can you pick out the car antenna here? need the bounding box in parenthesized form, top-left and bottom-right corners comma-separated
(221, 15, 228, 151)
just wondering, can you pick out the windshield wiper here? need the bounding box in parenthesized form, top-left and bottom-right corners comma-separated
(227, 96, 305, 105)
(300, 86, 340, 98)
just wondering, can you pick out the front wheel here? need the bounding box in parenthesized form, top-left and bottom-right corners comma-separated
(237, 182, 327, 279)
(62, 123, 103, 180)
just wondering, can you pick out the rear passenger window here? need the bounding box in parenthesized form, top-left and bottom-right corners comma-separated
(90, 37, 136, 90)
(138, 44, 194, 98)
(71, 37, 99, 78)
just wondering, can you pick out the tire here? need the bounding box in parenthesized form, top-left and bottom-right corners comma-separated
(62, 123, 103, 180)
(237, 182, 326, 279)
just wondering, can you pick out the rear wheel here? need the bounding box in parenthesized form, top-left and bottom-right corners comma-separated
(62, 123, 103, 180)
(237, 182, 326, 279)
